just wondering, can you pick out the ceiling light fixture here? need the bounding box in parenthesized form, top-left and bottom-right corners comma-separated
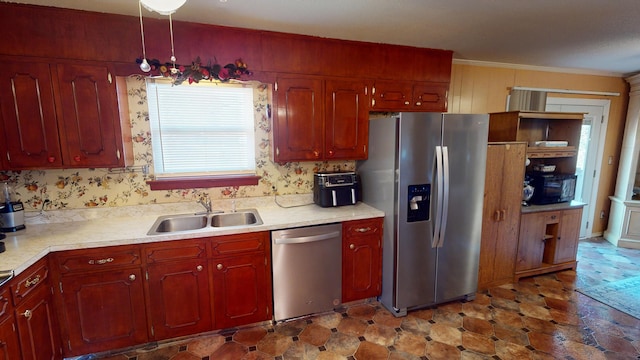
(140, 0, 187, 16)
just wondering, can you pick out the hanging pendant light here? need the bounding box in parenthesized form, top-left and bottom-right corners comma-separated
(138, 1, 151, 72)
(138, 0, 186, 73)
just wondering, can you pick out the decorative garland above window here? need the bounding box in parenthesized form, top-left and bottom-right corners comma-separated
(135, 57, 252, 85)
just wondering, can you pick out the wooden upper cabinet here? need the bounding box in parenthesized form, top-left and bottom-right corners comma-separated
(274, 76, 370, 162)
(0, 61, 133, 170)
(371, 80, 448, 111)
(0, 62, 62, 169)
(55, 63, 127, 168)
(273, 76, 325, 162)
(325, 79, 369, 160)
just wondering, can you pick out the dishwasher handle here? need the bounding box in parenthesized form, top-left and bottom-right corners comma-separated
(273, 231, 341, 244)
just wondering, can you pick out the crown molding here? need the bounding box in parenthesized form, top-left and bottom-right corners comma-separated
(452, 59, 625, 78)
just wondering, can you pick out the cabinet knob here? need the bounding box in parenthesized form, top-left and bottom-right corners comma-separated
(74, 155, 81, 162)
(128, 274, 136, 281)
(47, 156, 56, 163)
(21, 310, 32, 320)
(216, 263, 223, 270)
(196, 265, 203, 272)
(404, 101, 410, 105)
(355, 227, 371, 233)
(415, 102, 422, 106)
(327, 149, 334, 157)
(313, 150, 320, 158)
(349, 244, 355, 250)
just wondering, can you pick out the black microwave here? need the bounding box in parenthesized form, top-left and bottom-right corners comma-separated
(528, 173, 577, 205)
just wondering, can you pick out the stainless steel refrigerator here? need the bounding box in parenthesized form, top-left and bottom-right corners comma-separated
(356, 112, 488, 316)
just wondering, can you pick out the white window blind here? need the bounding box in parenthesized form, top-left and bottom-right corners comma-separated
(146, 79, 255, 177)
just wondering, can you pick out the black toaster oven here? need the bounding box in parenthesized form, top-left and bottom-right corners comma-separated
(313, 171, 360, 207)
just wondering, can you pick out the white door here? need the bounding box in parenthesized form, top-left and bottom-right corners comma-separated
(546, 98, 610, 239)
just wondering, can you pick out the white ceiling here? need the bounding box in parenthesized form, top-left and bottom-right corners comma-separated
(5, 0, 640, 76)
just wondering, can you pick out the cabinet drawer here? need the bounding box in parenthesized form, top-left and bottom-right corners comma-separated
(343, 218, 382, 238)
(543, 212, 561, 224)
(11, 258, 49, 305)
(144, 239, 207, 263)
(55, 245, 141, 273)
(210, 232, 268, 257)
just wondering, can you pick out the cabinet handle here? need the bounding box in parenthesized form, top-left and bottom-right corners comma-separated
(74, 155, 81, 162)
(196, 265, 203, 272)
(88, 257, 114, 265)
(24, 275, 40, 288)
(415, 101, 422, 106)
(21, 310, 32, 320)
(355, 227, 372, 233)
(500, 210, 506, 221)
(327, 149, 334, 157)
(313, 150, 320, 158)
(349, 244, 355, 250)
(47, 156, 56, 163)
(216, 264, 223, 270)
(128, 274, 136, 281)
(494, 210, 501, 222)
(404, 101, 410, 105)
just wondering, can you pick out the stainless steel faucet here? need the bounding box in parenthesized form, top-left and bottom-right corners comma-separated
(197, 197, 212, 213)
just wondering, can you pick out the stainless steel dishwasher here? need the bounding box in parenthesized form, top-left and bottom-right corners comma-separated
(271, 223, 342, 321)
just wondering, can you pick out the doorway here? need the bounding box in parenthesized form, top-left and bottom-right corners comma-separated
(545, 98, 610, 239)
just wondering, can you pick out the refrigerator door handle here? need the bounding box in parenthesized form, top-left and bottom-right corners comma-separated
(437, 146, 450, 248)
(432, 146, 444, 248)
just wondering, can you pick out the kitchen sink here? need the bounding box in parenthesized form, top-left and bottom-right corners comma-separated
(147, 209, 263, 235)
(148, 214, 209, 234)
(211, 210, 262, 227)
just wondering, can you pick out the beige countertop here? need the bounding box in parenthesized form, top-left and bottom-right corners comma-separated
(521, 200, 586, 214)
(0, 194, 384, 277)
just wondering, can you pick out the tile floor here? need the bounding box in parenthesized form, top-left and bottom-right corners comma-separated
(97, 237, 640, 360)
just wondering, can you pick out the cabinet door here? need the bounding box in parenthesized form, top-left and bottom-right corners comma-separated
(325, 79, 369, 160)
(55, 63, 124, 168)
(554, 208, 582, 264)
(412, 82, 448, 111)
(273, 77, 324, 162)
(371, 80, 413, 110)
(146, 260, 211, 340)
(0, 289, 21, 360)
(479, 143, 525, 289)
(0, 62, 62, 168)
(60, 268, 147, 356)
(14, 285, 61, 360)
(516, 212, 547, 271)
(212, 254, 271, 329)
(342, 218, 383, 302)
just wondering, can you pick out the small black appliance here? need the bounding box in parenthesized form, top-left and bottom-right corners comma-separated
(313, 171, 360, 207)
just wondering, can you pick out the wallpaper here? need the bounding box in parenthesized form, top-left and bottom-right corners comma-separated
(0, 76, 355, 211)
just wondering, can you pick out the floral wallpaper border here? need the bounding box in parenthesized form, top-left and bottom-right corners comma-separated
(0, 76, 355, 211)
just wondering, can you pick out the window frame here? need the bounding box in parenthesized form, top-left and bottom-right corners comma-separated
(145, 79, 261, 190)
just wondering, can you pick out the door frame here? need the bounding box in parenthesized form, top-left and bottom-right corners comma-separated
(545, 97, 610, 238)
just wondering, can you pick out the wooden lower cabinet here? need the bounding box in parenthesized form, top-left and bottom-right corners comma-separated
(14, 285, 61, 360)
(11, 257, 61, 360)
(59, 268, 147, 356)
(515, 207, 583, 280)
(0, 288, 21, 360)
(144, 239, 211, 340)
(211, 232, 271, 329)
(342, 218, 383, 302)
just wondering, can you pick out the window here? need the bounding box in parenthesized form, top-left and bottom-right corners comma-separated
(146, 79, 256, 181)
